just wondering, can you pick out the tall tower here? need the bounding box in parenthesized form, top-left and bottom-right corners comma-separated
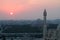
(43, 9, 47, 40)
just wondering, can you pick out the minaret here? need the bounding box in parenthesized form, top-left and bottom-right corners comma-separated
(43, 9, 47, 40)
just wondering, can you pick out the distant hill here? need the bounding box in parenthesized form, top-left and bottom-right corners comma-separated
(51, 19, 60, 24)
(0, 19, 60, 25)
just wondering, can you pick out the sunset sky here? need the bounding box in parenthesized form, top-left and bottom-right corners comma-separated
(0, 0, 60, 20)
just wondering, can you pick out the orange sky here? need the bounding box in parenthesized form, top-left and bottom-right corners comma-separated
(0, 0, 60, 20)
(0, 0, 60, 12)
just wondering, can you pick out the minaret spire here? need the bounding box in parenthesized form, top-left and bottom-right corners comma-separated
(43, 9, 47, 40)
(43, 9, 47, 16)
(43, 9, 47, 25)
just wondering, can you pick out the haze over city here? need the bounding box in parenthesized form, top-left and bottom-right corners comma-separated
(0, 0, 60, 20)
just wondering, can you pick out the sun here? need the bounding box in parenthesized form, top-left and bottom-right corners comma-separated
(10, 12, 14, 15)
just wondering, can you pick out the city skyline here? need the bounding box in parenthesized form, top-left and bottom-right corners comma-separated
(0, 0, 60, 20)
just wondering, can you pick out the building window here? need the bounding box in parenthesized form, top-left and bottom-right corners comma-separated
(45, 39, 47, 40)
(55, 39, 57, 40)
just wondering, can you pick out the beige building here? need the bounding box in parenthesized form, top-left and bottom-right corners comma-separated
(44, 25, 58, 40)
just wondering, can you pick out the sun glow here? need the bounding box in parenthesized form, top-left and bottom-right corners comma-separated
(10, 12, 14, 15)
